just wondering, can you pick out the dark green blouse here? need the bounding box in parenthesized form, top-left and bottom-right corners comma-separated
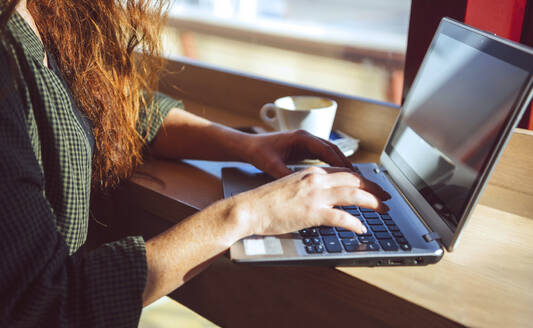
(0, 12, 182, 327)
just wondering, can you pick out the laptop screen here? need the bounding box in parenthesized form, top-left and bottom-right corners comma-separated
(385, 21, 532, 231)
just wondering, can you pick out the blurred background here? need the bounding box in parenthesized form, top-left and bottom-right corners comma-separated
(161, 0, 411, 105)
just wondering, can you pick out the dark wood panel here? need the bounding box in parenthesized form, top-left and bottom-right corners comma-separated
(403, 0, 468, 102)
(159, 57, 399, 154)
(520, 0, 533, 128)
(169, 255, 462, 328)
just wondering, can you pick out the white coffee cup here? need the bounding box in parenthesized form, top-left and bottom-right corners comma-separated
(260, 96, 337, 140)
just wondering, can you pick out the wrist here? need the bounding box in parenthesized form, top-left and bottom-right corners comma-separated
(211, 196, 254, 247)
(228, 130, 257, 162)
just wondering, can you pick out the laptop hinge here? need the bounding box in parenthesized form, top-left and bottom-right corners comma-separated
(378, 165, 442, 245)
(423, 232, 441, 243)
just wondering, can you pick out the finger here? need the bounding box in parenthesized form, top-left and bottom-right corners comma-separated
(320, 167, 353, 173)
(320, 138, 354, 170)
(294, 132, 348, 169)
(260, 157, 292, 179)
(304, 170, 390, 200)
(325, 186, 390, 213)
(305, 171, 362, 189)
(347, 174, 391, 201)
(356, 175, 391, 200)
(319, 208, 367, 234)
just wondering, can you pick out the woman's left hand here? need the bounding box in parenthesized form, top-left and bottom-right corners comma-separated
(243, 129, 354, 178)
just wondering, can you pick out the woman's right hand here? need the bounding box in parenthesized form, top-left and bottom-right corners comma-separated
(231, 166, 391, 237)
(143, 165, 390, 305)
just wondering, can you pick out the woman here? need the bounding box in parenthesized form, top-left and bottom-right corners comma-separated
(0, 0, 389, 327)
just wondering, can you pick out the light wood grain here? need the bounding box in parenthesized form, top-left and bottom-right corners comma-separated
(479, 129, 533, 217)
(339, 205, 533, 328)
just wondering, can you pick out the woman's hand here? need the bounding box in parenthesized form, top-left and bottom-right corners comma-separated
(144, 128, 391, 305)
(242, 130, 354, 178)
(231, 166, 390, 237)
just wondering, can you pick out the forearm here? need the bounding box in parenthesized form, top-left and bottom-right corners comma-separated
(142, 197, 250, 306)
(150, 108, 253, 161)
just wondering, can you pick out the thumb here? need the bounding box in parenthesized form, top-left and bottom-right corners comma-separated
(259, 157, 292, 179)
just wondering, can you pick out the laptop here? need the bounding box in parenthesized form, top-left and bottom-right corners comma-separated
(222, 18, 533, 266)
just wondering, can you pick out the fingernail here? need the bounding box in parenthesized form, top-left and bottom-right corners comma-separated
(361, 224, 367, 234)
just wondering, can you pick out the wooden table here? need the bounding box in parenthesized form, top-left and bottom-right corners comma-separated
(112, 99, 533, 327)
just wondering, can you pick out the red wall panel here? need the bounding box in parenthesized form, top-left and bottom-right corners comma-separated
(465, 0, 527, 41)
(406, 0, 531, 129)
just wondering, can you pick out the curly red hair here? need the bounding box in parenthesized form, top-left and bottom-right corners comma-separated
(1, 0, 169, 189)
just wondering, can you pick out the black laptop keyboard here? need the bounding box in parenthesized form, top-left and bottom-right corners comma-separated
(299, 206, 412, 254)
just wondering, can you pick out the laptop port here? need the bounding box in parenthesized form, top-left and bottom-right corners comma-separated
(388, 259, 404, 265)
(414, 257, 424, 265)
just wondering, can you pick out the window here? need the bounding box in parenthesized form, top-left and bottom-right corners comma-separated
(163, 0, 411, 104)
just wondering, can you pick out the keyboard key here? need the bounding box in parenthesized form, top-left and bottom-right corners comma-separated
(392, 231, 404, 238)
(335, 227, 350, 232)
(379, 239, 399, 251)
(343, 205, 359, 210)
(309, 228, 319, 236)
(319, 227, 336, 235)
(358, 236, 376, 244)
(366, 218, 382, 225)
(345, 208, 361, 215)
(375, 232, 393, 240)
(381, 214, 392, 220)
(343, 244, 358, 252)
(315, 245, 325, 253)
(357, 223, 372, 236)
(388, 225, 400, 232)
(323, 236, 342, 253)
(371, 225, 387, 232)
(338, 231, 355, 239)
(299, 229, 310, 237)
(362, 243, 380, 251)
(399, 243, 412, 251)
(363, 212, 380, 219)
(395, 237, 408, 244)
(303, 238, 312, 245)
(342, 238, 358, 246)
(357, 222, 372, 236)
(383, 219, 395, 226)
(360, 208, 375, 213)
(312, 237, 321, 245)
(305, 245, 315, 254)
(342, 239, 359, 252)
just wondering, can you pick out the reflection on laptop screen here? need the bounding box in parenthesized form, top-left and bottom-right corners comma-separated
(386, 26, 530, 231)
